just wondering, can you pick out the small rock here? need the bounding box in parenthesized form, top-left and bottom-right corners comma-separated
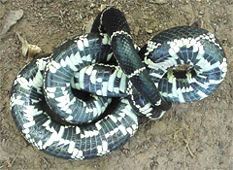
(146, 29, 153, 34)
(198, 10, 204, 15)
(0, 9, 24, 36)
(89, 3, 95, 8)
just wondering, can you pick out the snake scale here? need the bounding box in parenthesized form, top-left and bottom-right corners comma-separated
(10, 7, 227, 159)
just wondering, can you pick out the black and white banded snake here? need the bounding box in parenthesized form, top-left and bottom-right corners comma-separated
(10, 7, 227, 159)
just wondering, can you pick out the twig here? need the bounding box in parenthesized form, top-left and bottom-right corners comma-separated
(173, 128, 183, 140)
(183, 139, 195, 158)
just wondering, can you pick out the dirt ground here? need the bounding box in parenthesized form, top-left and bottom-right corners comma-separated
(0, 0, 232, 169)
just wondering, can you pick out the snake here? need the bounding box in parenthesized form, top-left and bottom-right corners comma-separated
(10, 7, 227, 160)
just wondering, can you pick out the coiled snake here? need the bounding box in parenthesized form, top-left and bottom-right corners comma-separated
(10, 7, 227, 159)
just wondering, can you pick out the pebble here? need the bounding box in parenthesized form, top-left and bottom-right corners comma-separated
(89, 3, 95, 8)
(146, 29, 153, 34)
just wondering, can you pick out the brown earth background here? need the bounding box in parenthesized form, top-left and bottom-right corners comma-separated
(0, 0, 233, 169)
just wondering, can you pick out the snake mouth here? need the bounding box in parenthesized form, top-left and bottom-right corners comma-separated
(165, 64, 197, 79)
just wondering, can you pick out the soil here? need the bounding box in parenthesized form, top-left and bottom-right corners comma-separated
(0, 0, 232, 170)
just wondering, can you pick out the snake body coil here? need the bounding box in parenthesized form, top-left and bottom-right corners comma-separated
(10, 7, 227, 159)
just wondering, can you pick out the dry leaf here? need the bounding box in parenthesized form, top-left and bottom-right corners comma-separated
(16, 33, 42, 58)
(0, 9, 24, 36)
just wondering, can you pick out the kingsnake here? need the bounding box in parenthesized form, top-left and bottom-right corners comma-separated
(10, 7, 227, 159)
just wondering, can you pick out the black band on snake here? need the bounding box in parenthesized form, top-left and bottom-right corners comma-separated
(10, 7, 227, 159)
